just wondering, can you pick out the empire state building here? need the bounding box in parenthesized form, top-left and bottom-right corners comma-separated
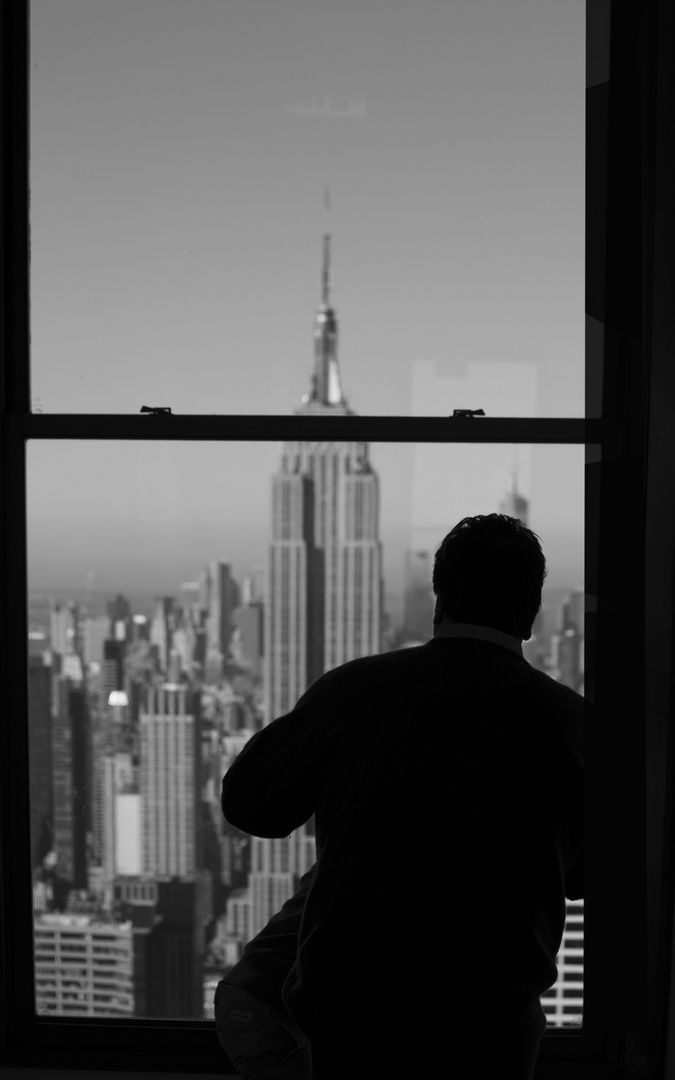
(246, 224, 382, 937)
(265, 225, 382, 722)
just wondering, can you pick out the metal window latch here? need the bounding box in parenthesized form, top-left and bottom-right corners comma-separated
(451, 409, 485, 417)
(140, 406, 173, 415)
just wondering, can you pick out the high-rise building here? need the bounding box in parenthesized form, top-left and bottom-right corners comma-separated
(82, 615, 110, 668)
(499, 459, 529, 525)
(140, 685, 201, 879)
(205, 561, 239, 678)
(130, 614, 149, 643)
(110, 872, 211, 1019)
(28, 654, 53, 868)
(107, 595, 132, 638)
(149, 598, 175, 672)
(242, 213, 382, 936)
(171, 620, 196, 677)
(101, 639, 125, 702)
(153, 874, 212, 1018)
(178, 571, 210, 669)
(51, 664, 88, 891)
(242, 567, 266, 607)
(100, 752, 137, 908)
(402, 549, 434, 644)
(108, 878, 164, 1016)
(34, 912, 134, 1017)
(232, 602, 264, 677)
(561, 588, 584, 637)
(265, 220, 382, 720)
(90, 638, 129, 865)
(49, 600, 79, 657)
(549, 590, 584, 693)
(178, 578, 206, 615)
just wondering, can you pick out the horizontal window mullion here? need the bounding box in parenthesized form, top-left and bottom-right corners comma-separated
(2, 413, 615, 445)
(3, 1017, 610, 1069)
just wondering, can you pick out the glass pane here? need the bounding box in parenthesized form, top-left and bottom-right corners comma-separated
(27, 438, 584, 1029)
(30, 0, 584, 417)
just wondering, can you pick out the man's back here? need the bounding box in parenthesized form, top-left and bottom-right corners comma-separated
(222, 636, 584, 1076)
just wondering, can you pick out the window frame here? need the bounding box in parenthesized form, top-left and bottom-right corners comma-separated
(1, 423, 626, 1079)
(1, 0, 671, 1075)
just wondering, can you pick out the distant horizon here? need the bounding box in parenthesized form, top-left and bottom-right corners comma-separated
(27, 578, 583, 632)
(28, 581, 583, 597)
(26, 435, 584, 616)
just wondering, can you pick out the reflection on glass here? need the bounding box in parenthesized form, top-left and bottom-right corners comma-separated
(27, 439, 583, 1026)
(30, 0, 584, 416)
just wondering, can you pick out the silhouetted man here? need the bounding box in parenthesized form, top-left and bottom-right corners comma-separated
(216, 514, 585, 1079)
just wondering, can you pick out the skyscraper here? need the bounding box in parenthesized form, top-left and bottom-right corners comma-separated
(28, 655, 52, 869)
(205, 560, 239, 678)
(498, 456, 529, 525)
(402, 549, 435, 644)
(244, 213, 383, 935)
(33, 913, 135, 1017)
(149, 597, 175, 672)
(100, 750, 137, 908)
(265, 217, 382, 721)
(140, 685, 201, 879)
(232, 602, 264, 677)
(91, 638, 128, 865)
(51, 662, 88, 891)
(49, 600, 79, 657)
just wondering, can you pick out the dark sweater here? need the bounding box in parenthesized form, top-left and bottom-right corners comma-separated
(221, 637, 584, 1074)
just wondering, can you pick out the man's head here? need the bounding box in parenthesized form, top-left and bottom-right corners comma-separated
(432, 514, 548, 642)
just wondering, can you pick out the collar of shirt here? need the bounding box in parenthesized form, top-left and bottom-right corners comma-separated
(432, 620, 523, 657)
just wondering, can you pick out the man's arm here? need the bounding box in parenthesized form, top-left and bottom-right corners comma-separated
(221, 684, 328, 838)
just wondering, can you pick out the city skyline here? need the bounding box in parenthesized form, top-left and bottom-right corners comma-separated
(29, 487, 585, 1025)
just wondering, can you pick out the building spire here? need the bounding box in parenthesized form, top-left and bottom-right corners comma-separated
(498, 448, 529, 526)
(511, 448, 519, 493)
(298, 188, 348, 412)
(322, 186, 331, 307)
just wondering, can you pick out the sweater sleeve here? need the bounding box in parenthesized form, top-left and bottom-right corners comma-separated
(221, 676, 332, 838)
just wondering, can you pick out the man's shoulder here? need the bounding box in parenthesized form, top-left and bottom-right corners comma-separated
(313, 639, 525, 686)
(308, 644, 433, 691)
(309, 641, 586, 710)
(526, 663, 585, 705)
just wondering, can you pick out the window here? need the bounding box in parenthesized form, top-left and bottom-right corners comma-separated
(25, 438, 585, 1028)
(29, 0, 584, 419)
(1, 0, 664, 1076)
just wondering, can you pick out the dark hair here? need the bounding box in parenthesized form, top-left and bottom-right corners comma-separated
(432, 514, 547, 639)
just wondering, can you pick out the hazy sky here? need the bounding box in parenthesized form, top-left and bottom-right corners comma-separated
(27, 0, 585, 605)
